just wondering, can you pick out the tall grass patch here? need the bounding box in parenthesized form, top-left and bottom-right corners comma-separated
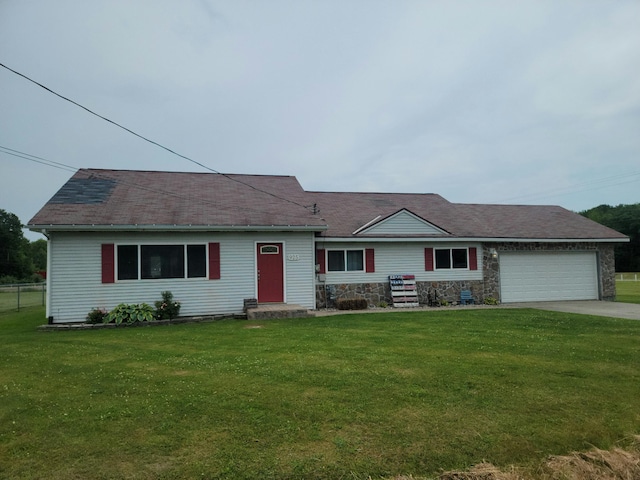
(1, 307, 639, 479)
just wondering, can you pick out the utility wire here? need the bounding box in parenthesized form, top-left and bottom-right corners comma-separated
(0, 145, 321, 222)
(496, 171, 640, 204)
(0, 61, 317, 213)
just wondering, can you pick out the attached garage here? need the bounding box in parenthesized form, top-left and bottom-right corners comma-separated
(500, 251, 599, 303)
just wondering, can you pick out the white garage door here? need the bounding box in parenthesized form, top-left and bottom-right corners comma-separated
(500, 252, 599, 303)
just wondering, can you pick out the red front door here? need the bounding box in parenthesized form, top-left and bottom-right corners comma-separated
(257, 243, 284, 303)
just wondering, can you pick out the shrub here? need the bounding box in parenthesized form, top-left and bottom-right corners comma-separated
(155, 291, 181, 320)
(105, 303, 155, 325)
(0, 275, 19, 285)
(336, 298, 368, 310)
(484, 296, 499, 305)
(377, 301, 389, 308)
(86, 308, 107, 324)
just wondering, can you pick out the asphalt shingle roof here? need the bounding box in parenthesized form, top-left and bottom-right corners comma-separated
(29, 169, 326, 228)
(29, 169, 628, 241)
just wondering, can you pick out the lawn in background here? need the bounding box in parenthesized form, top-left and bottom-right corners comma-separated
(617, 275, 640, 304)
(1, 306, 639, 479)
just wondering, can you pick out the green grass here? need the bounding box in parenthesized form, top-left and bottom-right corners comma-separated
(1, 307, 640, 479)
(617, 277, 640, 304)
(0, 289, 46, 313)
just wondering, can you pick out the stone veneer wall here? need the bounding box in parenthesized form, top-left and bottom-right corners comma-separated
(482, 242, 617, 302)
(315, 280, 485, 308)
(316, 282, 391, 309)
(315, 242, 617, 308)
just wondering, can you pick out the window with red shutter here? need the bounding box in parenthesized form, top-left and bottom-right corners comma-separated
(208, 242, 220, 279)
(316, 249, 326, 274)
(365, 248, 375, 273)
(425, 247, 434, 271)
(101, 244, 115, 283)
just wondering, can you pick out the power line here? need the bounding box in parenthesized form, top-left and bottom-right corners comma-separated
(0, 146, 78, 173)
(0, 61, 316, 213)
(495, 170, 640, 204)
(0, 145, 320, 222)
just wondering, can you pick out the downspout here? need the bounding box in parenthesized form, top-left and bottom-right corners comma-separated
(43, 230, 53, 323)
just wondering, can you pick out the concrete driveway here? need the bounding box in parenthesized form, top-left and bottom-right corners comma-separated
(509, 300, 640, 320)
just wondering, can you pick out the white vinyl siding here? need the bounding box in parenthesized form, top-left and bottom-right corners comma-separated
(47, 231, 316, 323)
(319, 242, 482, 284)
(500, 251, 598, 302)
(360, 210, 445, 235)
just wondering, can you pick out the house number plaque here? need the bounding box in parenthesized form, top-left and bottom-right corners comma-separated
(287, 254, 300, 261)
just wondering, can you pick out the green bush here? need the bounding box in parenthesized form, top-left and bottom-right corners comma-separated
(86, 308, 107, 324)
(155, 291, 181, 320)
(104, 303, 155, 325)
(336, 298, 368, 310)
(484, 296, 499, 305)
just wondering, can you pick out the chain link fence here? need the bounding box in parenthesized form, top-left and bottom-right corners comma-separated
(0, 283, 47, 313)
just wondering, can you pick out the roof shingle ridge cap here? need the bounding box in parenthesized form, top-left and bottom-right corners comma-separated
(79, 168, 298, 179)
(452, 202, 565, 208)
(306, 190, 445, 197)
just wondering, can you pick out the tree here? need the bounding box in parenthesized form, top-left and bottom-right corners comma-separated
(0, 209, 34, 280)
(30, 239, 47, 271)
(580, 203, 640, 272)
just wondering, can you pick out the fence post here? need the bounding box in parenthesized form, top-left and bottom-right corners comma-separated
(17, 284, 20, 312)
(42, 283, 46, 306)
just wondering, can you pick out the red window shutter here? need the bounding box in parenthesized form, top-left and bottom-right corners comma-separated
(469, 247, 478, 271)
(425, 247, 434, 271)
(101, 244, 115, 283)
(208, 242, 221, 279)
(365, 248, 375, 273)
(316, 249, 326, 274)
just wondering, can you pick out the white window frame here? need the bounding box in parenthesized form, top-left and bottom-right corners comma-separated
(115, 243, 208, 281)
(326, 249, 365, 272)
(434, 247, 469, 270)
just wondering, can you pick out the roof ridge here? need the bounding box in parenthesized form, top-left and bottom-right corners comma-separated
(79, 168, 296, 179)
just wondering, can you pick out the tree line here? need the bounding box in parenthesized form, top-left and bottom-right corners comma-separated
(2, 203, 639, 284)
(0, 209, 47, 284)
(580, 203, 640, 272)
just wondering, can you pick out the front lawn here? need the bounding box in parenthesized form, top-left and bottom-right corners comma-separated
(1, 307, 639, 479)
(616, 277, 640, 304)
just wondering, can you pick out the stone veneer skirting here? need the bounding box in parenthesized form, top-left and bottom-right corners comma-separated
(315, 242, 617, 308)
(316, 280, 486, 308)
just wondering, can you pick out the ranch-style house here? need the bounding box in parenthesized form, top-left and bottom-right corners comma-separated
(28, 169, 629, 323)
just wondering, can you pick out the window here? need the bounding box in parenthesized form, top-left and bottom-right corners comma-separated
(327, 249, 364, 272)
(260, 245, 279, 254)
(142, 245, 184, 279)
(116, 244, 207, 280)
(117, 245, 138, 280)
(187, 245, 206, 278)
(435, 248, 468, 270)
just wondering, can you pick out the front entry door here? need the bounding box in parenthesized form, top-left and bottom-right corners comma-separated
(257, 243, 284, 303)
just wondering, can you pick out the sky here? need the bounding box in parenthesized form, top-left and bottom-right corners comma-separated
(1, 0, 639, 241)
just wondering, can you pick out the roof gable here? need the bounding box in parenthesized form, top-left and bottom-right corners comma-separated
(355, 209, 448, 236)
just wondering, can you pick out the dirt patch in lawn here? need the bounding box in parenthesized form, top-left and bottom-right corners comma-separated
(406, 436, 640, 479)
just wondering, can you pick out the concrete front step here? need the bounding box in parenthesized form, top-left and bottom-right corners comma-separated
(246, 303, 314, 320)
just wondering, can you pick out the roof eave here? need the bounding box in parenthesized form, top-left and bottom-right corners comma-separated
(28, 223, 328, 233)
(315, 236, 629, 243)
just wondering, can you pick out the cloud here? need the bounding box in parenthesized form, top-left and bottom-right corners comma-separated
(1, 0, 639, 241)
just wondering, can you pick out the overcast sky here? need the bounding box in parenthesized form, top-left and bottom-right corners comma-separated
(1, 0, 639, 240)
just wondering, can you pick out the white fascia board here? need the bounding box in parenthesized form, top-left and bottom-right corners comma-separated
(316, 236, 629, 243)
(29, 224, 327, 233)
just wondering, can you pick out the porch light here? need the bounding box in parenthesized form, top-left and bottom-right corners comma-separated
(489, 248, 498, 259)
